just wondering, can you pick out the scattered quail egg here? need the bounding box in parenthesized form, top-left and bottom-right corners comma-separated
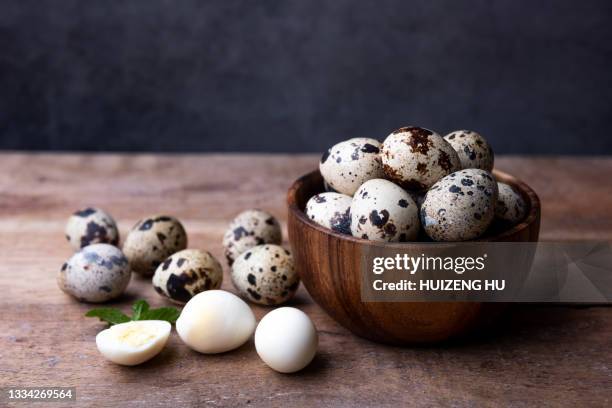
(319, 138, 384, 196)
(350, 179, 420, 242)
(58, 243, 131, 303)
(96, 320, 171, 366)
(495, 182, 528, 225)
(444, 130, 494, 171)
(381, 126, 461, 190)
(255, 307, 318, 373)
(152, 249, 223, 304)
(65, 207, 119, 250)
(123, 215, 188, 277)
(231, 244, 299, 305)
(421, 169, 498, 241)
(176, 290, 256, 354)
(305, 192, 352, 234)
(222, 209, 282, 266)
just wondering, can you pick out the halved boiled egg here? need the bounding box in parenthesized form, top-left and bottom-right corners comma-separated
(96, 320, 171, 366)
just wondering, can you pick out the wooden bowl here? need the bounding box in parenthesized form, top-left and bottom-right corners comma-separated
(287, 170, 541, 344)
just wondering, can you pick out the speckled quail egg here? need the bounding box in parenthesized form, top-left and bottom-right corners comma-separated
(231, 244, 299, 306)
(381, 126, 461, 191)
(319, 138, 384, 196)
(444, 130, 494, 171)
(420, 169, 498, 241)
(65, 207, 119, 250)
(58, 243, 131, 302)
(350, 179, 420, 242)
(152, 249, 223, 304)
(123, 215, 188, 277)
(305, 192, 352, 234)
(495, 182, 528, 225)
(222, 209, 282, 265)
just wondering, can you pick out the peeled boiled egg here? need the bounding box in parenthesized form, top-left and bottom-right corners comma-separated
(95, 320, 171, 366)
(176, 290, 256, 354)
(255, 307, 318, 373)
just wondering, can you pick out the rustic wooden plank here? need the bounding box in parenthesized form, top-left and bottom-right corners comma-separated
(0, 153, 610, 407)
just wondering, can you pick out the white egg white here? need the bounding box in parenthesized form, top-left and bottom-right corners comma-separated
(255, 307, 318, 373)
(96, 320, 171, 366)
(176, 290, 256, 354)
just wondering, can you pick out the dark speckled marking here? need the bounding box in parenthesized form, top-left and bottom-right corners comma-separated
(271, 266, 277, 272)
(449, 185, 462, 194)
(167, 274, 192, 303)
(369, 209, 390, 227)
(330, 208, 351, 235)
(361, 143, 380, 154)
(139, 219, 154, 231)
(61, 263, 68, 271)
(314, 195, 326, 203)
(437, 150, 454, 172)
(74, 208, 97, 217)
(398, 199, 409, 208)
(383, 223, 397, 237)
(161, 258, 172, 271)
(177, 258, 187, 267)
(247, 288, 261, 300)
(247, 273, 256, 285)
(157, 232, 167, 243)
(244, 252, 252, 260)
(320, 149, 331, 164)
(416, 162, 427, 175)
(233, 226, 249, 240)
(461, 178, 474, 186)
(464, 145, 476, 160)
(80, 221, 114, 247)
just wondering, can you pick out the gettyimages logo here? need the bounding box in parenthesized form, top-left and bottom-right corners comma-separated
(361, 242, 612, 302)
(372, 253, 488, 275)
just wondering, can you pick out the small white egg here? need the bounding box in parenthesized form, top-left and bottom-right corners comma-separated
(255, 307, 318, 373)
(95, 320, 171, 366)
(176, 290, 256, 354)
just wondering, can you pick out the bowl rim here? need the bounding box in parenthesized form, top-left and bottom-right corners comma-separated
(287, 168, 541, 246)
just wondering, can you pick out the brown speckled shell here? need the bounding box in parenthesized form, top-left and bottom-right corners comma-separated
(381, 127, 461, 191)
(231, 244, 299, 306)
(123, 215, 188, 276)
(152, 249, 223, 304)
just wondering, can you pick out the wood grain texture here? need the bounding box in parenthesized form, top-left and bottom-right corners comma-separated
(0, 153, 610, 407)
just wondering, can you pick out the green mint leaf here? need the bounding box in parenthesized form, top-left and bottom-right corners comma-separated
(85, 308, 131, 325)
(86, 300, 180, 326)
(141, 307, 181, 323)
(131, 299, 150, 321)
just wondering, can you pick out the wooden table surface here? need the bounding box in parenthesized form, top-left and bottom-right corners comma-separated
(0, 153, 611, 407)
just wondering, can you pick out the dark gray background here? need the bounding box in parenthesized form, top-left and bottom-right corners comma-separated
(1, 0, 611, 154)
